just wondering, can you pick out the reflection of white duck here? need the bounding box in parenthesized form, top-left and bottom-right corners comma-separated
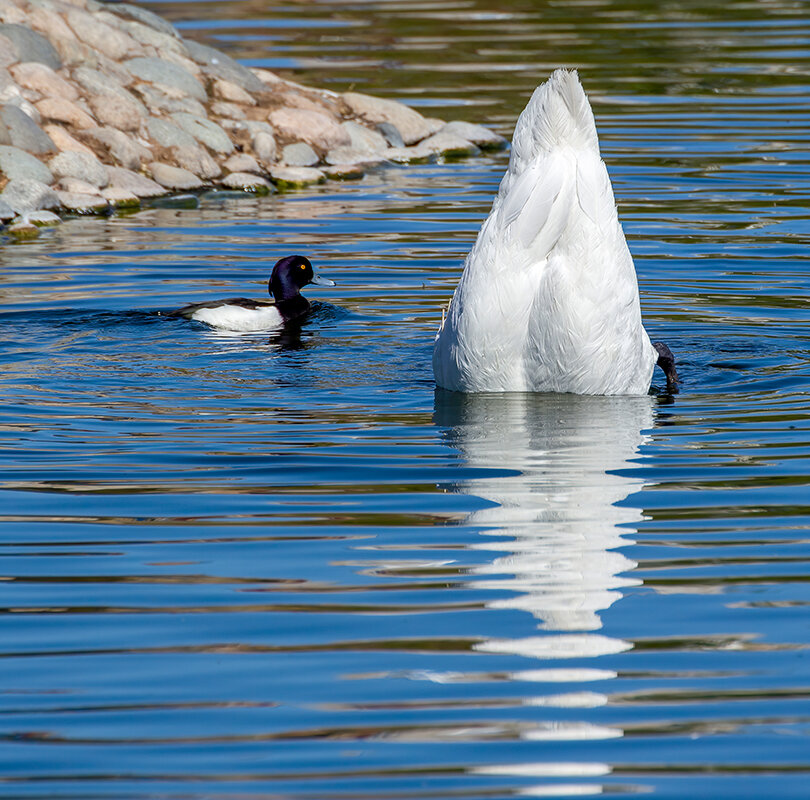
(433, 69, 677, 394)
(435, 392, 653, 660)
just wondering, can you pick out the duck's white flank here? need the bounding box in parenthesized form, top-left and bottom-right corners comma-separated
(190, 304, 284, 331)
(432, 69, 657, 395)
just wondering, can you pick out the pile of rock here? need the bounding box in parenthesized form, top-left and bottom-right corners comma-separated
(0, 0, 505, 237)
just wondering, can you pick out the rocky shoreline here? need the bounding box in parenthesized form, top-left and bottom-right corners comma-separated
(0, 0, 506, 238)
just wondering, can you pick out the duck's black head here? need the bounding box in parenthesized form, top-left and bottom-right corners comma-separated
(268, 255, 334, 304)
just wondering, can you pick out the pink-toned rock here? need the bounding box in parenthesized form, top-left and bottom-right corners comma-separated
(343, 92, 434, 145)
(88, 92, 144, 132)
(43, 124, 96, 156)
(223, 153, 261, 175)
(11, 62, 77, 100)
(213, 79, 255, 106)
(211, 101, 245, 121)
(36, 96, 95, 129)
(0, 33, 18, 68)
(106, 165, 166, 198)
(148, 161, 203, 190)
(65, 7, 141, 62)
(58, 176, 101, 194)
(26, 6, 88, 66)
(268, 107, 350, 152)
(82, 126, 152, 171)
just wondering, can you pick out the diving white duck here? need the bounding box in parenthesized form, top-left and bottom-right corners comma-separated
(432, 69, 677, 395)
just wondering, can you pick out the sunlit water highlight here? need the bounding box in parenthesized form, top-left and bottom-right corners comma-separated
(0, 1, 809, 797)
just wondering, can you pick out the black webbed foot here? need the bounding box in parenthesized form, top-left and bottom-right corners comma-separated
(653, 341, 679, 394)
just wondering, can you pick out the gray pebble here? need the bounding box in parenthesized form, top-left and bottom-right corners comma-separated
(148, 161, 203, 190)
(145, 116, 197, 150)
(0, 144, 53, 183)
(341, 120, 388, 155)
(282, 142, 318, 167)
(0, 24, 60, 70)
(252, 131, 276, 163)
(106, 165, 167, 197)
(377, 122, 404, 148)
(0, 104, 55, 154)
(83, 126, 152, 171)
(55, 189, 109, 214)
(171, 112, 233, 154)
(172, 145, 221, 180)
(125, 56, 206, 103)
(222, 153, 261, 175)
(1, 177, 60, 214)
(49, 149, 108, 187)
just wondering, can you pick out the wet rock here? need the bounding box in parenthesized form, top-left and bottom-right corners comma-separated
(269, 107, 349, 152)
(10, 62, 77, 100)
(172, 144, 220, 179)
(269, 165, 325, 189)
(222, 153, 260, 174)
(220, 171, 271, 193)
(27, 209, 61, 225)
(0, 104, 55, 153)
(101, 185, 139, 208)
(7, 219, 40, 238)
(113, 4, 180, 39)
(65, 8, 139, 62)
(213, 79, 255, 106)
(56, 189, 109, 213)
(282, 142, 318, 167)
(148, 160, 203, 190)
(106, 164, 166, 197)
(182, 39, 265, 94)
(171, 112, 233, 154)
(323, 163, 365, 181)
(0, 33, 19, 69)
(324, 146, 383, 167)
(384, 145, 435, 164)
(125, 56, 206, 103)
(82, 126, 151, 170)
(0, 144, 52, 183)
(210, 100, 245, 121)
(49, 149, 108, 187)
(376, 122, 403, 148)
(1, 177, 60, 214)
(441, 120, 507, 149)
(343, 92, 433, 145)
(251, 130, 276, 164)
(145, 115, 197, 149)
(43, 124, 96, 156)
(134, 83, 206, 118)
(418, 131, 480, 158)
(0, 24, 60, 70)
(35, 96, 96, 128)
(341, 120, 388, 155)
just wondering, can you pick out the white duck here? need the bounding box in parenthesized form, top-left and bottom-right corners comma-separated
(432, 69, 677, 395)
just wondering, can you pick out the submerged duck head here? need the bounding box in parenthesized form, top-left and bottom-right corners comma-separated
(269, 255, 335, 303)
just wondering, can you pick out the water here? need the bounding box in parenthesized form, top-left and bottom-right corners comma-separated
(1, 1, 810, 797)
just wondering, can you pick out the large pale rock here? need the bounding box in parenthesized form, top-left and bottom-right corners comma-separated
(35, 96, 95, 128)
(343, 92, 433, 145)
(0, 143, 52, 183)
(171, 112, 233, 154)
(145, 116, 196, 150)
(82, 126, 151, 170)
(55, 189, 108, 213)
(325, 146, 384, 167)
(0, 177, 59, 214)
(0, 24, 60, 69)
(251, 130, 276, 163)
(0, 32, 18, 68)
(0, 104, 54, 153)
(282, 141, 318, 167)
(418, 130, 480, 158)
(106, 164, 166, 197)
(58, 176, 101, 194)
(210, 101, 245, 121)
(44, 123, 96, 156)
(220, 171, 271, 192)
(222, 153, 260, 174)
(441, 120, 506, 149)
(0, 197, 14, 219)
(87, 91, 144, 131)
(269, 165, 325, 189)
(25, 6, 86, 66)
(340, 119, 388, 155)
(182, 39, 265, 93)
(125, 56, 206, 103)
(112, 5, 180, 39)
(134, 83, 206, 118)
(101, 185, 140, 208)
(213, 79, 255, 106)
(10, 62, 77, 100)
(383, 144, 435, 164)
(65, 8, 140, 61)
(173, 144, 220, 179)
(49, 149, 108, 187)
(268, 107, 349, 152)
(148, 160, 203, 190)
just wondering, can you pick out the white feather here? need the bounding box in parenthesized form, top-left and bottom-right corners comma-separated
(433, 69, 657, 395)
(191, 304, 284, 331)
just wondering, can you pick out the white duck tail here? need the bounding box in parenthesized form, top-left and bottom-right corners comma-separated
(433, 69, 658, 395)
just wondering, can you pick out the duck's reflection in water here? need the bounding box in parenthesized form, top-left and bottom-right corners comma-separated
(434, 391, 653, 773)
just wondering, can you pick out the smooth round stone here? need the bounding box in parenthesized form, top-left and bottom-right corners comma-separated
(210, 101, 245, 121)
(343, 92, 433, 146)
(0, 144, 53, 183)
(101, 186, 140, 208)
(172, 145, 221, 180)
(220, 171, 272, 193)
(222, 153, 261, 175)
(213, 79, 255, 105)
(269, 107, 349, 152)
(87, 91, 144, 132)
(83, 127, 152, 171)
(49, 149, 108, 187)
(376, 121, 404, 148)
(0, 178, 60, 214)
(181, 39, 265, 94)
(442, 120, 507, 149)
(58, 177, 100, 194)
(282, 142, 318, 167)
(35, 97, 96, 129)
(55, 189, 109, 214)
(65, 8, 140, 62)
(269, 166, 325, 189)
(0, 105, 55, 154)
(106, 165, 167, 197)
(10, 62, 77, 101)
(27, 209, 61, 226)
(324, 146, 383, 167)
(418, 131, 481, 158)
(171, 112, 234, 154)
(125, 57, 206, 103)
(148, 161, 204, 190)
(6, 220, 40, 238)
(0, 24, 61, 70)
(251, 131, 276, 163)
(340, 120, 388, 155)
(383, 145, 435, 164)
(44, 124, 96, 157)
(145, 116, 196, 150)
(323, 163, 365, 181)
